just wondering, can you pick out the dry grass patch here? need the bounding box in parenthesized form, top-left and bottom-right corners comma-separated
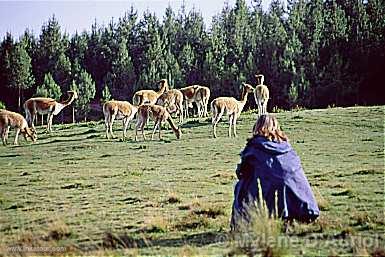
(164, 191, 181, 204)
(141, 215, 171, 233)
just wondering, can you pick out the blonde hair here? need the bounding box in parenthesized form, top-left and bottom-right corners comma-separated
(253, 114, 288, 142)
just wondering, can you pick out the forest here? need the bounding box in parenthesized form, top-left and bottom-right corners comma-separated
(0, 0, 383, 121)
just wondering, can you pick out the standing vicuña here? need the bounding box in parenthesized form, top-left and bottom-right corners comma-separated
(135, 104, 181, 141)
(0, 109, 37, 145)
(254, 74, 269, 116)
(156, 89, 184, 123)
(24, 91, 78, 132)
(103, 100, 138, 140)
(211, 83, 254, 138)
(196, 86, 211, 117)
(179, 85, 210, 118)
(132, 79, 169, 106)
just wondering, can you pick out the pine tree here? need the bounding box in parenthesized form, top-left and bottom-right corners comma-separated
(8, 41, 35, 110)
(38, 73, 61, 100)
(0, 33, 15, 109)
(73, 69, 96, 121)
(261, 0, 287, 107)
(101, 84, 112, 103)
(35, 15, 67, 87)
(136, 12, 166, 89)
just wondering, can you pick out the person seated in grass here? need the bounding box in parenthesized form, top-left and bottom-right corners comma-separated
(231, 114, 319, 231)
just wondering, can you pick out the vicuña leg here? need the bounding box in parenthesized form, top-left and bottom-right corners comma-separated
(13, 128, 21, 145)
(228, 115, 234, 137)
(212, 107, 225, 138)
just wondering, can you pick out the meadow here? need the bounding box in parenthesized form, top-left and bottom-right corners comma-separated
(0, 106, 384, 256)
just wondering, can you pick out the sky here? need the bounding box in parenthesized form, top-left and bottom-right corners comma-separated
(0, 0, 273, 40)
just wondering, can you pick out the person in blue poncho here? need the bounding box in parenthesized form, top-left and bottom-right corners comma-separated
(231, 114, 319, 230)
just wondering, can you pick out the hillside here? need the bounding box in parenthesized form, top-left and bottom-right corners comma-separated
(0, 106, 384, 256)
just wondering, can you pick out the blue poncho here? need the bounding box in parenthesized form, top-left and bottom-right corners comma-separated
(231, 135, 319, 227)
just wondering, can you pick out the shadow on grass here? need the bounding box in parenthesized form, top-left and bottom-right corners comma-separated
(33, 138, 83, 146)
(181, 119, 210, 129)
(102, 231, 227, 249)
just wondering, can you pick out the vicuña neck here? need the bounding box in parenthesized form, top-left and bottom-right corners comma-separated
(158, 82, 168, 95)
(60, 94, 75, 106)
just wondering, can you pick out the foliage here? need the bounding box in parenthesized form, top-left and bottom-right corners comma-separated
(72, 69, 96, 121)
(6, 41, 35, 109)
(101, 84, 112, 102)
(37, 73, 61, 100)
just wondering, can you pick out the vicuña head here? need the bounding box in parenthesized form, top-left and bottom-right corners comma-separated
(67, 90, 78, 100)
(24, 127, 37, 143)
(241, 83, 255, 94)
(175, 127, 182, 139)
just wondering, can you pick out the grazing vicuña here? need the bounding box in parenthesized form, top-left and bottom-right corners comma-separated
(156, 89, 184, 123)
(0, 109, 37, 145)
(135, 104, 181, 141)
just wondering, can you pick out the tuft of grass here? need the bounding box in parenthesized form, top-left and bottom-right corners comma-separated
(164, 192, 181, 204)
(142, 215, 170, 233)
(314, 187, 330, 211)
(229, 180, 289, 257)
(192, 205, 225, 219)
(45, 220, 72, 241)
(174, 213, 210, 230)
(351, 211, 372, 227)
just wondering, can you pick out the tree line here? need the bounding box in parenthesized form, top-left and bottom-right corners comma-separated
(0, 0, 383, 121)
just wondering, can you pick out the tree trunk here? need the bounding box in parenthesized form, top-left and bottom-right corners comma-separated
(18, 86, 21, 112)
(72, 107, 75, 123)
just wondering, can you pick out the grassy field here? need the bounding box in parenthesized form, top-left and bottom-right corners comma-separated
(0, 106, 384, 256)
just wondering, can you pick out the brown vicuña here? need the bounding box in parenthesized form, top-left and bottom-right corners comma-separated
(179, 85, 211, 119)
(132, 79, 169, 106)
(103, 100, 138, 140)
(211, 83, 254, 138)
(134, 104, 181, 141)
(0, 109, 37, 145)
(24, 91, 78, 132)
(156, 89, 184, 123)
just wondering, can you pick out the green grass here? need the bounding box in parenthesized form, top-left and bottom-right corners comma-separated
(0, 106, 384, 256)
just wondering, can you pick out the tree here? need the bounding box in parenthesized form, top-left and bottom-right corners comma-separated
(104, 37, 136, 99)
(8, 41, 35, 110)
(0, 33, 14, 109)
(39, 73, 61, 100)
(35, 15, 67, 87)
(73, 69, 96, 121)
(136, 12, 167, 89)
(179, 43, 195, 85)
(101, 84, 112, 103)
(260, 0, 287, 107)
